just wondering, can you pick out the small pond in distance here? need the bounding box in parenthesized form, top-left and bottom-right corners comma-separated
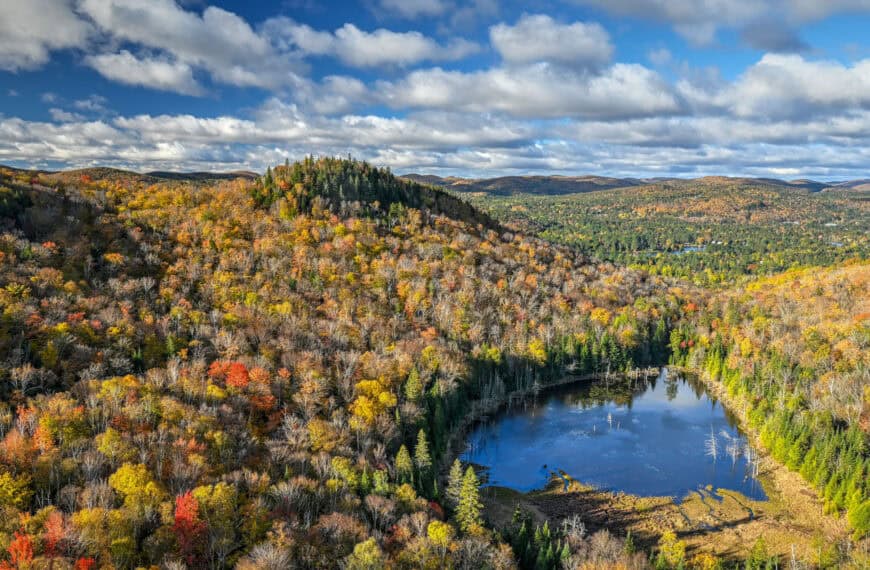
(461, 368, 766, 500)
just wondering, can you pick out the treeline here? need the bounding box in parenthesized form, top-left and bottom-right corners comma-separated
(671, 263, 870, 540)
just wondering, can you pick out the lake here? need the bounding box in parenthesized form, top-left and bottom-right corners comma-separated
(461, 368, 766, 500)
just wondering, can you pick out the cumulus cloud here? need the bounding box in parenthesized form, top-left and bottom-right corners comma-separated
(266, 20, 477, 67)
(49, 108, 86, 123)
(78, 0, 305, 89)
(574, 0, 870, 47)
(573, 0, 765, 45)
(4, 0, 870, 179)
(0, 0, 91, 71)
(85, 51, 205, 95)
(786, 0, 870, 21)
(490, 14, 612, 68)
(115, 100, 535, 151)
(5, 99, 870, 178)
(378, 63, 680, 119)
(682, 54, 870, 118)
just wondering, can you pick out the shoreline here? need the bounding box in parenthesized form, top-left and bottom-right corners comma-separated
(449, 364, 850, 563)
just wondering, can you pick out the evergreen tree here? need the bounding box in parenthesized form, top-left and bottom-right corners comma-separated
(414, 429, 432, 472)
(404, 367, 423, 402)
(395, 445, 413, 484)
(456, 466, 483, 532)
(446, 459, 463, 509)
(414, 429, 432, 493)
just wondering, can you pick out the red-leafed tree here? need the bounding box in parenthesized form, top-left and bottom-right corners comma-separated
(174, 491, 206, 565)
(225, 362, 249, 389)
(44, 510, 65, 557)
(74, 557, 96, 570)
(3, 531, 33, 569)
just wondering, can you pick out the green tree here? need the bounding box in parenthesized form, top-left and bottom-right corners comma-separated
(414, 429, 432, 494)
(0, 470, 31, 509)
(395, 444, 413, 484)
(404, 367, 423, 402)
(446, 458, 463, 509)
(456, 466, 483, 532)
(848, 499, 870, 540)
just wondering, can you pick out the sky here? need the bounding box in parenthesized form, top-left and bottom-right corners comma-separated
(1, 0, 870, 179)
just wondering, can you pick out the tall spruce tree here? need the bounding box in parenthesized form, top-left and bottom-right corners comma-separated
(414, 429, 432, 493)
(456, 466, 483, 532)
(395, 445, 413, 484)
(446, 459, 463, 509)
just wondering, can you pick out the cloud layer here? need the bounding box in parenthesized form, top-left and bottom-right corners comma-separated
(1, 0, 870, 178)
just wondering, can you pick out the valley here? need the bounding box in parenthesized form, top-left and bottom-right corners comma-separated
(0, 161, 865, 569)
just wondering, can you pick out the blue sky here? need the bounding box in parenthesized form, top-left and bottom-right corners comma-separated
(1, 0, 870, 179)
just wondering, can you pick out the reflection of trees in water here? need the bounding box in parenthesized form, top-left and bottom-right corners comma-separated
(557, 376, 647, 409)
(666, 377, 679, 401)
(555, 369, 708, 409)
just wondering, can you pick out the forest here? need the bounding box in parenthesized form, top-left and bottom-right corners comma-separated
(0, 158, 866, 569)
(457, 180, 869, 287)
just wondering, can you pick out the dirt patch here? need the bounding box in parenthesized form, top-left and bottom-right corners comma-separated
(481, 471, 846, 565)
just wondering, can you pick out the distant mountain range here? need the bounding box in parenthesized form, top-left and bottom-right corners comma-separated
(401, 173, 870, 195)
(2, 164, 867, 195)
(0, 164, 258, 184)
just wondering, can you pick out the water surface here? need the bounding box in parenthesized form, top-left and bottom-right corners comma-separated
(461, 369, 766, 500)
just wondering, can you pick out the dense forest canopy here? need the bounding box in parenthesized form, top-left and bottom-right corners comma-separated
(0, 158, 866, 569)
(0, 159, 693, 569)
(458, 180, 869, 287)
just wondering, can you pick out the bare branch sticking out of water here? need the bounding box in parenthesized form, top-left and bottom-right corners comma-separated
(705, 426, 718, 462)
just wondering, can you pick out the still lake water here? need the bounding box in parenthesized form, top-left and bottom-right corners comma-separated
(461, 368, 766, 500)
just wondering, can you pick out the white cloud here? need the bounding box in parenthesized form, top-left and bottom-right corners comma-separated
(648, 48, 672, 66)
(379, 63, 680, 119)
(5, 99, 870, 179)
(49, 108, 86, 122)
(574, 0, 764, 45)
(490, 14, 612, 68)
(78, 0, 305, 89)
(0, 0, 91, 71)
(786, 0, 870, 21)
(85, 51, 205, 96)
(267, 20, 477, 67)
(573, 0, 870, 47)
(74, 95, 110, 113)
(681, 54, 870, 118)
(378, 0, 447, 19)
(114, 100, 534, 151)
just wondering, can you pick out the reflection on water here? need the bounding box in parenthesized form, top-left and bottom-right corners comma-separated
(461, 368, 766, 500)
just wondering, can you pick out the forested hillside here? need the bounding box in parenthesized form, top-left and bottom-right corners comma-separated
(672, 263, 870, 540)
(0, 160, 686, 569)
(459, 180, 869, 286)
